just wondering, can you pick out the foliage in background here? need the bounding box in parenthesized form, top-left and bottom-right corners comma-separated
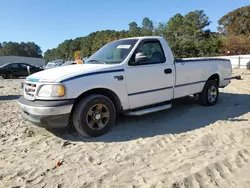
(218, 5, 250, 55)
(44, 10, 225, 61)
(44, 30, 129, 62)
(164, 11, 221, 58)
(1, 5, 250, 62)
(0, 42, 42, 58)
(220, 35, 250, 55)
(218, 5, 250, 36)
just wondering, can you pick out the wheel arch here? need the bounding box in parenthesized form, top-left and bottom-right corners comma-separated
(71, 88, 123, 117)
(207, 73, 220, 86)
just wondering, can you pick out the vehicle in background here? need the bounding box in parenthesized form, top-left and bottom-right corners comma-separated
(0, 56, 45, 67)
(60, 58, 89, 66)
(60, 60, 76, 66)
(57, 58, 89, 67)
(0, 63, 43, 79)
(44, 62, 57, 69)
(44, 59, 64, 69)
(18, 36, 232, 137)
(247, 61, 250, 70)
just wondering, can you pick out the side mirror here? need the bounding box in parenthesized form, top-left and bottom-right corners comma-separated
(135, 52, 147, 63)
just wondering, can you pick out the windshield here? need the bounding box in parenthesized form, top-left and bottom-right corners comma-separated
(86, 39, 138, 64)
(0, 63, 9, 68)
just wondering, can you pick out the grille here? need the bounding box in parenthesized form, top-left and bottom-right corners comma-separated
(24, 82, 37, 100)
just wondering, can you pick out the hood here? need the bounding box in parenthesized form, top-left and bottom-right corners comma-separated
(26, 64, 121, 83)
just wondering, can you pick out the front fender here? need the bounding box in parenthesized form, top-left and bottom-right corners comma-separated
(64, 74, 129, 110)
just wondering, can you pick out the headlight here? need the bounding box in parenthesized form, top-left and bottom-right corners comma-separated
(38, 85, 65, 97)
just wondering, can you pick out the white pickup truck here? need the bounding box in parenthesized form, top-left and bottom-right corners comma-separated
(18, 36, 232, 137)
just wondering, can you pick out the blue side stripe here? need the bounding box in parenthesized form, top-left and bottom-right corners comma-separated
(61, 69, 125, 83)
(128, 80, 206, 96)
(27, 78, 39, 82)
(175, 80, 206, 88)
(128, 86, 173, 96)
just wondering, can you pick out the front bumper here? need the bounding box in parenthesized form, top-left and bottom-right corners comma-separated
(18, 96, 75, 128)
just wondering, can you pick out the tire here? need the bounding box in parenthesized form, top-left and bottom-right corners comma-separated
(5, 72, 13, 79)
(199, 80, 219, 106)
(72, 94, 116, 137)
(2, 74, 7, 79)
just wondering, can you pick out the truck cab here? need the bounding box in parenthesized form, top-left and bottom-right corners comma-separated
(18, 36, 232, 137)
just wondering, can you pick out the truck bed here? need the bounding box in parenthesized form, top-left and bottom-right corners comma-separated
(175, 58, 230, 63)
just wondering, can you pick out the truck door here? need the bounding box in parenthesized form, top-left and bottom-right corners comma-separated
(125, 39, 175, 109)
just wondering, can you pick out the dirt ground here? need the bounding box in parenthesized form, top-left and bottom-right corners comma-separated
(0, 69, 250, 188)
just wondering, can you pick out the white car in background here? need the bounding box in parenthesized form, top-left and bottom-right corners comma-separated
(44, 59, 64, 69)
(60, 60, 76, 66)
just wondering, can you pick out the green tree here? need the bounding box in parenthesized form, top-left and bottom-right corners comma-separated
(164, 13, 184, 57)
(57, 39, 73, 60)
(218, 5, 250, 36)
(44, 10, 228, 61)
(44, 49, 52, 62)
(80, 35, 95, 58)
(183, 10, 211, 39)
(25, 42, 42, 57)
(165, 11, 219, 58)
(69, 37, 82, 55)
(154, 22, 167, 36)
(0, 41, 42, 58)
(196, 32, 221, 57)
(128, 22, 141, 37)
(0, 42, 21, 56)
(141, 17, 154, 36)
(44, 49, 56, 62)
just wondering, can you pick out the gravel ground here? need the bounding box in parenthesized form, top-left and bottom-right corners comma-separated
(0, 69, 250, 188)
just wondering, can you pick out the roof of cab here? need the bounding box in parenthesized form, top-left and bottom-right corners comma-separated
(119, 36, 164, 40)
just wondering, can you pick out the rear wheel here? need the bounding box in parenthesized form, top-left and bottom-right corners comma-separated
(199, 80, 219, 106)
(73, 94, 116, 137)
(5, 72, 13, 79)
(2, 74, 7, 79)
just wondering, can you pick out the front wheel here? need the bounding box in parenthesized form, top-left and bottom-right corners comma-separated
(199, 80, 219, 106)
(2, 73, 12, 79)
(72, 94, 116, 137)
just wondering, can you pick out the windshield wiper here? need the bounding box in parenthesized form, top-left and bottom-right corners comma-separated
(86, 60, 106, 64)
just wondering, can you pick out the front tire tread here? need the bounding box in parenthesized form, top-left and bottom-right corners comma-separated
(72, 94, 116, 137)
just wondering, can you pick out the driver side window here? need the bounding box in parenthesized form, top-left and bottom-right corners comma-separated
(129, 40, 166, 66)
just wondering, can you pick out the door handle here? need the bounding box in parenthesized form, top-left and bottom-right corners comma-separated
(164, 68, 172, 74)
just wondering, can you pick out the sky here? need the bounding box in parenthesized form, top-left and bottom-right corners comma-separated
(1, 0, 249, 53)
